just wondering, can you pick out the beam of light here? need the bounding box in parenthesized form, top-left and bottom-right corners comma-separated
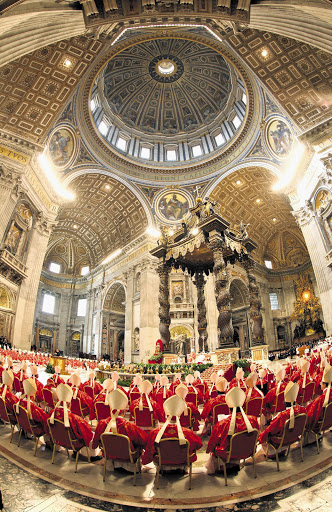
(273, 143, 306, 191)
(146, 226, 161, 238)
(38, 153, 75, 201)
(102, 248, 122, 265)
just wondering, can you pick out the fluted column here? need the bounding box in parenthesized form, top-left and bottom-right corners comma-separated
(243, 258, 265, 346)
(157, 261, 171, 350)
(211, 238, 234, 347)
(193, 271, 208, 352)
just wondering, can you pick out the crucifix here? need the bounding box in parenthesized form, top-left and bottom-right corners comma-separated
(201, 334, 207, 353)
(194, 185, 201, 199)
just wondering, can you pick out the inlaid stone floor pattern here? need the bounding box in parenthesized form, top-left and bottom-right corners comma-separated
(0, 454, 332, 512)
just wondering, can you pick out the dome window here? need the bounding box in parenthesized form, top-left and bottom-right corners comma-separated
(98, 121, 108, 136)
(140, 146, 151, 160)
(265, 260, 273, 269)
(192, 144, 203, 157)
(242, 93, 247, 105)
(90, 98, 97, 112)
(232, 115, 241, 130)
(49, 262, 60, 274)
(116, 137, 127, 152)
(166, 149, 177, 161)
(81, 266, 89, 276)
(214, 133, 225, 147)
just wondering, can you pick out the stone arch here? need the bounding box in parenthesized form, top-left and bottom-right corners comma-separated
(102, 281, 126, 360)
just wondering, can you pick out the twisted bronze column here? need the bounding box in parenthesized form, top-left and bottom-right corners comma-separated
(157, 261, 170, 350)
(193, 271, 208, 352)
(212, 240, 234, 347)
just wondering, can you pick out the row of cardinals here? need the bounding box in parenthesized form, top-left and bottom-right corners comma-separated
(1, 355, 332, 468)
(0, 350, 98, 369)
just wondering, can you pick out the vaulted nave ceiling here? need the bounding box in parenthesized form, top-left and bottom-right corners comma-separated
(45, 174, 149, 273)
(0, 0, 331, 277)
(211, 167, 310, 269)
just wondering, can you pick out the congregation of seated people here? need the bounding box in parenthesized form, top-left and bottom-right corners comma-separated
(0, 343, 332, 487)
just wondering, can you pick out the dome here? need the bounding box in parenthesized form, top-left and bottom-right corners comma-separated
(90, 38, 247, 166)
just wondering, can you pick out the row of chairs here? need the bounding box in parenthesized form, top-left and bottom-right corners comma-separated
(1, 395, 332, 488)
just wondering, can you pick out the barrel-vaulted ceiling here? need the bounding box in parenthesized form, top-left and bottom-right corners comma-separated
(210, 167, 310, 269)
(49, 174, 148, 270)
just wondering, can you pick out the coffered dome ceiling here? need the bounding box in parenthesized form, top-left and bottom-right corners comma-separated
(90, 37, 247, 166)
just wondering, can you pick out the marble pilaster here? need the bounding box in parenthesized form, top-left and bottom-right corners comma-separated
(140, 259, 159, 362)
(12, 222, 51, 350)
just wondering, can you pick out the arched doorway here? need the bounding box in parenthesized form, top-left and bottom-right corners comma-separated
(229, 279, 250, 357)
(102, 282, 125, 361)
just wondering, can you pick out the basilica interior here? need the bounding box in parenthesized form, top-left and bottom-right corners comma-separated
(0, 1, 332, 511)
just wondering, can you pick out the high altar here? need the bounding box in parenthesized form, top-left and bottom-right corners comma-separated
(150, 196, 266, 358)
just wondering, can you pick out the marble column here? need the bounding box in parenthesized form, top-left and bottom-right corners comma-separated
(124, 269, 134, 364)
(12, 219, 52, 350)
(205, 272, 219, 352)
(140, 259, 159, 362)
(157, 260, 171, 350)
(243, 258, 265, 346)
(211, 237, 234, 347)
(193, 271, 208, 352)
(113, 329, 118, 360)
(83, 289, 93, 354)
(0, 166, 21, 240)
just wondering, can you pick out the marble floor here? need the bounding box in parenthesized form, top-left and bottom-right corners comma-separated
(1, 450, 332, 512)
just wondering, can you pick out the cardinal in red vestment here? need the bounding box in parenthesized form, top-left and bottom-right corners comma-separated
(263, 366, 287, 415)
(142, 394, 202, 465)
(306, 364, 332, 431)
(201, 377, 229, 431)
(16, 378, 49, 435)
(259, 382, 306, 446)
(206, 387, 259, 473)
(175, 384, 201, 431)
(129, 379, 165, 423)
(0, 369, 18, 421)
(92, 388, 148, 453)
(229, 367, 247, 392)
(48, 383, 93, 448)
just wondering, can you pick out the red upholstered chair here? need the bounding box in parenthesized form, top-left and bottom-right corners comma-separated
(311, 401, 332, 454)
(133, 406, 155, 429)
(100, 432, 141, 485)
(0, 396, 17, 442)
(212, 403, 230, 426)
(129, 391, 141, 404)
(47, 417, 89, 472)
(270, 391, 286, 415)
(83, 385, 94, 399)
(14, 377, 24, 394)
(185, 392, 198, 408)
(267, 413, 307, 471)
(42, 388, 56, 411)
(16, 405, 44, 456)
(179, 408, 193, 429)
(209, 389, 218, 400)
(215, 429, 259, 486)
(296, 382, 315, 406)
(70, 397, 85, 418)
(194, 382, 205, 396)
(95, 401, 111, 421)
(154, 438, 193, 490)
(245, 397, 264, 419)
